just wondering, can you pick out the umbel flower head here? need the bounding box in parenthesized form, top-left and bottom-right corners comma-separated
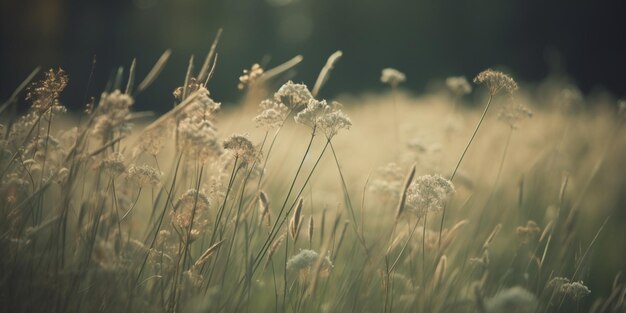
(548, 277, 591, 301)
(405, 174, 455, 218)
(318, 106, 352, 138)
(99, 152, 126, 177)
(92, 90, 135, 140)
(27, 68, 68, 115)
(381, 68, 406, 87)
(254, 99, 289, 129)
(177, 87, 223, 160)
(295, 100, 351, 138)
(274, 81, 314, 110)
(171, 189, 211, 241)
(126, 164, 162, 187)
(497, 100, 533, 129)
(474, 69, 518, 96)
(286, 249, 333, 273)
(223, 133, 256, 164)
(446, 76, 472, 96)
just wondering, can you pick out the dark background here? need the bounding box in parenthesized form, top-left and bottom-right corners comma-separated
(1, 0, 625, 111)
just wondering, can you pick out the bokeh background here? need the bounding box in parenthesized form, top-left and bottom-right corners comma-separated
(2, 0, 625, 111)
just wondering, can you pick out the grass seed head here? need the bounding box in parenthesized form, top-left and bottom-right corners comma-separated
(290, 198, 304, 240)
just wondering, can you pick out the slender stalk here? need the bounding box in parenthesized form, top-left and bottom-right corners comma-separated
(327, 139, 369, 256)
(439, 94, 493, 245)
(252, 131, 317, 269)
(250, 136, 330, 282)
(449, 94, 493, 181)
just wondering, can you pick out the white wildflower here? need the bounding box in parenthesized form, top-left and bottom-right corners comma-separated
(474, 69, 518, 96)
(133, 124, 169, 158)
(548, 277, 591, 300)
(318, 108, 352, 138)
(405, 174, 455, 217)
(561, 281, 591, 301)
(369, 163, 404, 198)
(92, 90, 134, 140)
(223, 133, 256, 164)
(381, 68, 406, 87)
(126, 164, 162, 187)
(181, 87, 221, 120)
(498, 100, 533, 129)
(254, 99, 289, 129)
(548, 277, 570, 289)
(295, 100, 351, 138)
(175, 87, 223, 160)
(178, 119, 222, 160)
(174, 189, 211, 212)
(369, 180, 402, 198)
(274, 81, 314, 110)
(446, 76, 472, 96)
(294, 99, 330, 129)
(99, 152, 126, 177)
(286, 249, 333, 272)
(171, 189, 211, 240)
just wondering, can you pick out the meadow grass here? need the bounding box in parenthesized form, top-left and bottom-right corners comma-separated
(1, 50, 625, 313)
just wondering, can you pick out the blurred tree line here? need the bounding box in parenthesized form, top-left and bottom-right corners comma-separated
(1, 0, 625, 111)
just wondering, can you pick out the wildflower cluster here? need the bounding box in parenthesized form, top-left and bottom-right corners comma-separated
(295, 100, 351, 138)
(223, 133, 256, 164)
(286, 249, 333, 272)
(381, 68, 406, 87)
(26, 68, 68, 115)
(92, 90, 134, 141)
(7, 69, 68, 146)
(254, 99, 289, 129)
(474, 69, 518, 96)
(369, 163, 404, 198)
(497, 100, 533, 129)
(405, 174, 455, 217)
(171, 189, 212, 241)
(253, 81, 313, 129)
(274, 81, 314, 110)
(99, 152, 126, 177)
(445, 76, 472, 96)
(255, 81, 351, 138)
(126, 164, 162, 187)
(177, 87, 223, 160)
(549, 277, 591, 301)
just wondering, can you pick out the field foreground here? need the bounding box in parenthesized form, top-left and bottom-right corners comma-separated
(1, 65, 626, 313)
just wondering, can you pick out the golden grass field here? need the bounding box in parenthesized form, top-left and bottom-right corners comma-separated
(1, 52, 625, 313)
